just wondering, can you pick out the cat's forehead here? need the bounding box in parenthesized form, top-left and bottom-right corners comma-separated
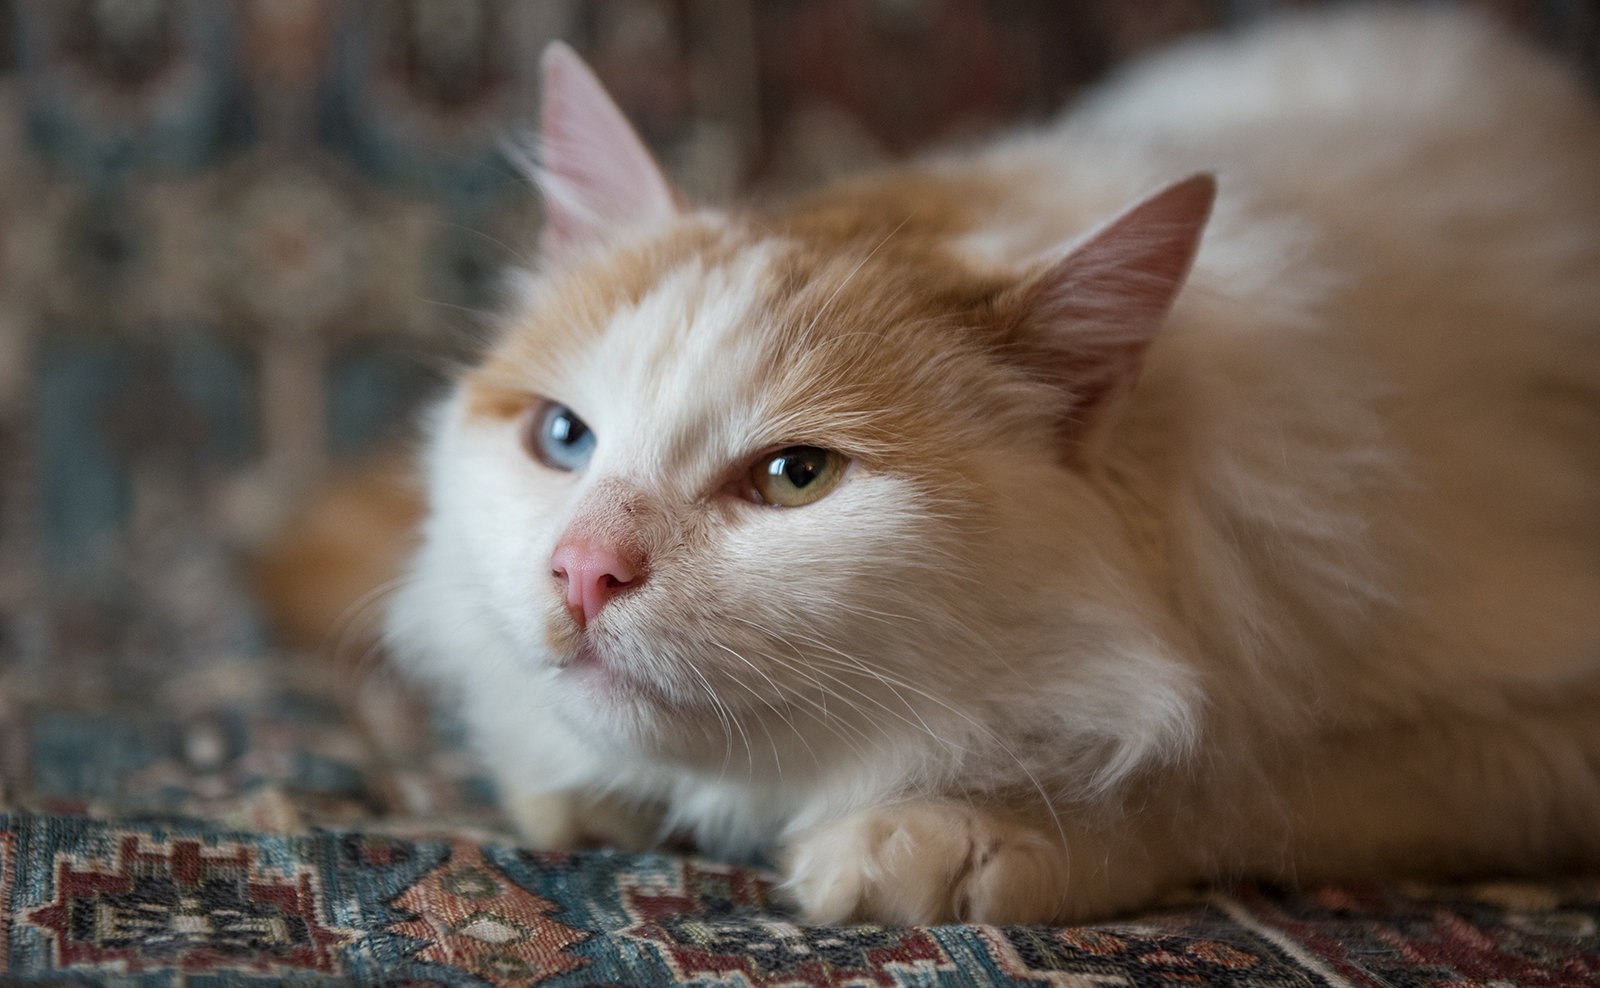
(465, 209, 1032, 479)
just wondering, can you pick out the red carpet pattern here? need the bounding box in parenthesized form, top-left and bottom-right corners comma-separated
(3, 813, 1598, 985)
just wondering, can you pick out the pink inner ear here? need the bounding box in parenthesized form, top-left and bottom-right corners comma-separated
(1033, 173, 1216, 344)
(1011, 173, 1217, 427)
(535, 42, 680, 253)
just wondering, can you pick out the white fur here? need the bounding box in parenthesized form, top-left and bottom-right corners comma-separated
(389, 7, 1600, 922)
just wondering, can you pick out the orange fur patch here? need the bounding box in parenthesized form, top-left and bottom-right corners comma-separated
(742, 167, 1062, 480)
(253, 455, 424, 649)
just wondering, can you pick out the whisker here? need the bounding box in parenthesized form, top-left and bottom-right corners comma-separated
(680, 655, 751, 779)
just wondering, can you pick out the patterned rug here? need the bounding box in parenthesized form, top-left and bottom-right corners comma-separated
(3, 812, 1599, 985)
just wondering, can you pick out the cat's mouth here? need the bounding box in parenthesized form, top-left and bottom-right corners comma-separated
(560, 641, 670, 704)
(563, 642, 606, 675)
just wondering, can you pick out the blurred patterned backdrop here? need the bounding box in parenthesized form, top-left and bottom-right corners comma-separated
(0, 0, 1597, 678)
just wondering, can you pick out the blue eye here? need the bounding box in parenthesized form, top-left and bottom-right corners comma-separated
(524, 402, 595, 471)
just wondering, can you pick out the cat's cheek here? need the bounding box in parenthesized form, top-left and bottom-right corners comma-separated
(431, 416, 582, 666)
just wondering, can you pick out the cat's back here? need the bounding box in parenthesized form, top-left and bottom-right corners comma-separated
(1068, 6, 1600, 209)
(988, 7, 1594, 290)
(1013, 5, 1600, 391)
(1059, 5, 1600, 696)
(955, 7, 1599, 340)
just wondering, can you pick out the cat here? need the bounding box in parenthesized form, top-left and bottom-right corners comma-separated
(344, 6, 1600, 924)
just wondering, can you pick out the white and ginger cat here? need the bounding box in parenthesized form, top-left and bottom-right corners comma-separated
(363, 8, 1600, 924)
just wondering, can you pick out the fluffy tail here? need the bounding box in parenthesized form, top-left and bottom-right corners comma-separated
(252, 455, 423, 650)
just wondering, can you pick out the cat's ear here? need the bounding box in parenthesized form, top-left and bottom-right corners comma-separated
(530, 42, 681, 254)
(998, 173, 1215, 444)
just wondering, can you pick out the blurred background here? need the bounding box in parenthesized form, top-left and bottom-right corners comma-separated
(0, 0, 1595, 825)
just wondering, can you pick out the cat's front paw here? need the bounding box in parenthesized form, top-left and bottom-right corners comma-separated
(784, 800, 1155, 925)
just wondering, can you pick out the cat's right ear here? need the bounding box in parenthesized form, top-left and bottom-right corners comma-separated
(527, 42, 681, 255)
(996, 173, 1216, 450)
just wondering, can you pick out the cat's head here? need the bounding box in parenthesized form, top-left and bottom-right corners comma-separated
(398, 44, 1212, 795)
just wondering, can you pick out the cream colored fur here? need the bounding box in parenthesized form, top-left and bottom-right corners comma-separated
(387, 7, 1600, 923)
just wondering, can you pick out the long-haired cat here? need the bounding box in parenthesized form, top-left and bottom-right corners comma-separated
(287, 6, 1600, 924)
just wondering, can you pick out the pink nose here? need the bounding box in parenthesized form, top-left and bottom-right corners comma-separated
(550, 537, 645, 628)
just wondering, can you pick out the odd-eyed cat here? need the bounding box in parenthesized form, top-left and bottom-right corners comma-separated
(357, 7, 1600, 924)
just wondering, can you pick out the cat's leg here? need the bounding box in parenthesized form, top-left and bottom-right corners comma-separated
(783, 799, 1172, 924)
(783, 696, 1600, 924)
(499, 787, 663, 850)
(459, 678, 665, 851)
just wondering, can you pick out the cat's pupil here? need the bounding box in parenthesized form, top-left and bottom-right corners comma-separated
(771, 447, 827, 489)
(550, 411, 587, 447)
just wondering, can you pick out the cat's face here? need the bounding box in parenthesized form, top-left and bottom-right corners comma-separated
(425, 213, 1074, 771)
(399, 44, 1212, 783)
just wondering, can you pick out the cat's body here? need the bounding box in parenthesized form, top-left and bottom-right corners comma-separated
(374, 7, 1600, 923)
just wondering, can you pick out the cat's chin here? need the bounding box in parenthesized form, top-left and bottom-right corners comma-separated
(551, 642, 781, 770)
(555, 641, 717, 722)
(548, 646, 669, 744)
(558, 642, 663, 701)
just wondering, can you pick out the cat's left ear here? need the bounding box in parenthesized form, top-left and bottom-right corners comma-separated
(998, 173, 1215, 444)
(530, 42, 682, 255)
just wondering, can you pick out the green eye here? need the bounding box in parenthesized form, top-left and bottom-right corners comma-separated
(750, 446, 848, 507)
